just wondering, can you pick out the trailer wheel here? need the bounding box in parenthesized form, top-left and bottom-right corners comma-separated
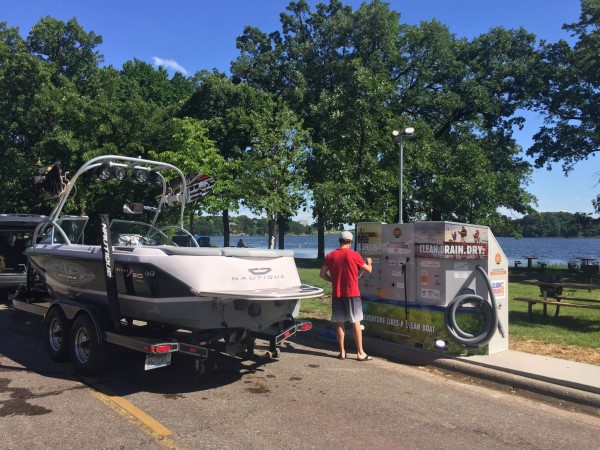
(69, 314, 108, 375)
(45, 307, 71, 362)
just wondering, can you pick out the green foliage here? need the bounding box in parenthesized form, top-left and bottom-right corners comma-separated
(527, 0, 600, 212)
(232, 0, 541, 257)
(194, 215, 313, 236)
(1, 4, 597, 250)
(240, 98, 308, 246)
(497, 211, 600, 237)
(28, 16, 103, 81)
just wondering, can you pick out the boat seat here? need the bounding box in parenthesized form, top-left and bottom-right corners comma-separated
(221, 248, 294, 258)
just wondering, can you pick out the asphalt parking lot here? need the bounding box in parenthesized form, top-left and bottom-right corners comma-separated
(1, 305, 599, 450)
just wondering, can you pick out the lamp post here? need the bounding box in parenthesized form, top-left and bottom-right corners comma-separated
(392, 127, 415, 223)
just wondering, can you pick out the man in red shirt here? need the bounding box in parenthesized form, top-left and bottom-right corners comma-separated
(320, 231, 373, 361)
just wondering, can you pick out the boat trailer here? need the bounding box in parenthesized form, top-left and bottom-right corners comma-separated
(10, 288, 312, 376)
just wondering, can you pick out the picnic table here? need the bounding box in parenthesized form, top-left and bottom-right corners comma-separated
(576, 257, 600, 282)
(522, 255, 539, 270)
(577, 257, 596, 267)
(514, 279, 600, 321)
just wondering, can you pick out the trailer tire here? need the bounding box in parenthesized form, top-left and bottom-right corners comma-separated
(69, 314, 109, 375)
(45, 307, 71, 362)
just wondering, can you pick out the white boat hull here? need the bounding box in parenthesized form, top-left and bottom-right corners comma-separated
(26, 245, 322, 332)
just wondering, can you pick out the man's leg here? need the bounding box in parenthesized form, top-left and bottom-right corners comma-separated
(351, 321, 367, 358)
(334, 322, 346, 357)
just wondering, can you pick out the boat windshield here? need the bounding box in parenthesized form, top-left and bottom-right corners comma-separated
(38, 216, 88, 245)
(110, 220, 175, 246)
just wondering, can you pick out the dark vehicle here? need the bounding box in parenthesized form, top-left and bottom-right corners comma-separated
(0, 214, 47, 302)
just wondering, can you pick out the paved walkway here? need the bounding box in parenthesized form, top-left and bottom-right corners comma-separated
(459, 350, 600, 395)
(304, 325, 600, 415)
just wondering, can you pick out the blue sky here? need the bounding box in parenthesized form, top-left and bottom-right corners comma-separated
(2, 0, 597, 221)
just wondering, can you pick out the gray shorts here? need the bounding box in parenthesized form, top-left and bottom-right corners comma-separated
(331, 297, 364, 324)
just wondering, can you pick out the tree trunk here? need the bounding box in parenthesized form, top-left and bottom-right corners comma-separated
(188, 210, 195, 235)
(277, 215, 286, 249)
(267, 214, 276, 249)
(317, 221, 325, 260)
(223, 209, 230, 247)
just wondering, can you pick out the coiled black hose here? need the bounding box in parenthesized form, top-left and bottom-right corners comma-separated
(444, 265, 505, 350)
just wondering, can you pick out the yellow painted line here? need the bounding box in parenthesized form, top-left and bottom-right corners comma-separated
(87, 387, 180, 450)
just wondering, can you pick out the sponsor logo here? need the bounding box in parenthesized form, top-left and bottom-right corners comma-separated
(248, 267, 271, 275)
(416, 242, 488, 260)
(45, 260, 96, 286)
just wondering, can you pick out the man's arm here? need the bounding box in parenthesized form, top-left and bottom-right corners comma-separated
(319, 265, 331, 282)
(361, 257, 373, 274)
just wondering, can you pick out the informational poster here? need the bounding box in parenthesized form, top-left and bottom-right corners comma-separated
(356, 223, 383, 299)
(362, 300, 487, 355)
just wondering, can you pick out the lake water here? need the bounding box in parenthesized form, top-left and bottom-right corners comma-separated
(203, 235, 600, 265)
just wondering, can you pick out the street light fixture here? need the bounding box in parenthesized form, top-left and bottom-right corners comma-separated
(392, 127, 415, 223)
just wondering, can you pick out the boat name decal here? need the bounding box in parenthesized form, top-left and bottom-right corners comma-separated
(231, 275, 284, 281)
(114, 266, 156, 279)
(101, 222, 112, 278)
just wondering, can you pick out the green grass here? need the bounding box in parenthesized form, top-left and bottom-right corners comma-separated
(296, 259, 331, 319)
(297, 259, 600, 350)
(508, 267, 600, 349)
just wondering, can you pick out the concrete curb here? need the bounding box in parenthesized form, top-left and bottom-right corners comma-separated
(431, 356, 600, 413)
(297, 323, 600, 416)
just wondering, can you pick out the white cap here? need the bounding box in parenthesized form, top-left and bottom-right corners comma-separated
(340, 231, 353, 241)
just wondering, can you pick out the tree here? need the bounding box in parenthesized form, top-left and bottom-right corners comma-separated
(121, 59, 193, 107)
(0, 17, 196, 232)
(148, 117, 226, 232)
(181, 71, 309, 247)
(506, 211, 600, 237)
(27, 16, 103, 82)
(240, 98, 308, 248)
(232, 0, 539, 256)
(395, 22, 540, 227)
(180, 71, 259, 246)
(233, 0, 406, 256)
(0, 18, 102, 214)
(527, 0, 600, 212)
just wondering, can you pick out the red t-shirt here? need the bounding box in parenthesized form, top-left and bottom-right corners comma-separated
(323, 248, 365, 298)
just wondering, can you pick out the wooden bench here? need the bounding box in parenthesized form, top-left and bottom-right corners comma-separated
(514, 296, 600, 321)
(514, 260, 522, 268)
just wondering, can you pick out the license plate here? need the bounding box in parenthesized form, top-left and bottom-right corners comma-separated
(144, 353, 172, 371)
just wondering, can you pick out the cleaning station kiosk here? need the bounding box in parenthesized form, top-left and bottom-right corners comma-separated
(356, 221, 508, 355)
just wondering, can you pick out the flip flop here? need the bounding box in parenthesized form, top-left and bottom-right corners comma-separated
(337, 353, 346, 360)
(357, 355, 372, 361)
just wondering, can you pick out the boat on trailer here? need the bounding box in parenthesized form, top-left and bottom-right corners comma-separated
(16, 155, 322, 374)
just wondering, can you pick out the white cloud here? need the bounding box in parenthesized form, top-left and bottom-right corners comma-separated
(152, 56, 188, 75)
